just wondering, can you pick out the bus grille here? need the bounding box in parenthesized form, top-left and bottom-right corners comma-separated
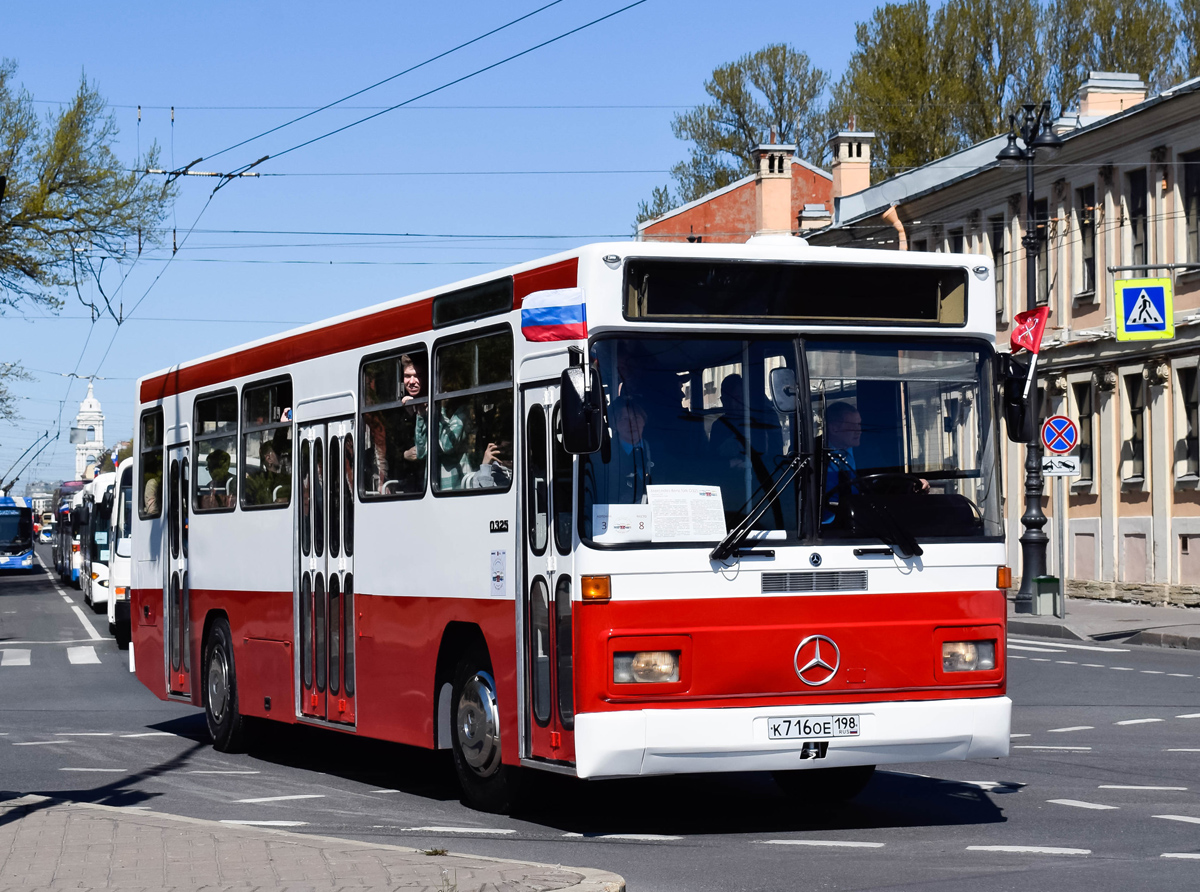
(761, 571, 868, 594)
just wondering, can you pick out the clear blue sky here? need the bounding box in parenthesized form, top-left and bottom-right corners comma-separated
(2, 0, 881, 486)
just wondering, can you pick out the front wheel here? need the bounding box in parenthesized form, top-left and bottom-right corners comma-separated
(773, 764, 875, 802)
(203, 618, 248, 752)
(450, 652, 522, 813)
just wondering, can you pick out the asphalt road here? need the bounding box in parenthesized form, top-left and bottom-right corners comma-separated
(3, 543, 1200, 891)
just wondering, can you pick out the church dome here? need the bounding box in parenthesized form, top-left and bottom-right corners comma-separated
(79, 381, 102, 413)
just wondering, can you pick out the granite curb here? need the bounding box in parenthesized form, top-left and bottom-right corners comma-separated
(0, 794, 626, 892)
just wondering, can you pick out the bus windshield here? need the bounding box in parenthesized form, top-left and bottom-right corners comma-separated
(0, 508, 33, 553)
(580, 335, 1001, 547)
(91, 495, 113, 563)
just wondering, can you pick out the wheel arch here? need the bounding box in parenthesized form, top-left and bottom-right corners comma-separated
(199, 608, 231, 707)
(434, 621, 491, 749)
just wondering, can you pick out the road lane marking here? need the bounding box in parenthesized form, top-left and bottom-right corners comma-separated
(1162, 853, 1200, 859)
(66, 646, 101, 665)
(235, 794, 324, 803)
(1008, 644, 1066, 653)
(1008, 639, 1129, 653)
(758, 840, 884, 848)
(120, 732, 175, 737)
(54, 733, 112, 737)
(1100, 785, 1187, 791)
(1177, 713, 1200, 719)
(13, 741, 70, 746)
(1154, 815, 1200, 824)
(1168, 674, 1194, 678)
(1111, 667, 1135, 671)
(409, 826, 517, 835)
(1031, 658, 1051, 662)
(1056, 661, 1078, 665)
(1009, 655, 1027, 659)
(942, 781, 1024, 791)
(968, 845, 1090, 855)
(1115, 718, 1164, 725)
(561, 832, 679, 841)
(1167, 748, 1200, 752)
(370, 789, 400, 793)
(1013, 745, 1092, 750)
(189, 770, 260, 775)
(1010, 733, 1031, 738)
(1, 649, 31, 667)
(59, 768, 126, 772)
(221, 820, 308, 826)
(68, 606, 103, 641)
(1082, 663, 1105, 668)
(1047, 726, 1093, 733)
(1047, 799, 1118, 810)
(1141, 670, 1165, 674)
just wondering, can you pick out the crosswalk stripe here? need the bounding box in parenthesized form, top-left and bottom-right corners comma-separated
(1, 649, 31, 667)
(67, 646, 101, 665)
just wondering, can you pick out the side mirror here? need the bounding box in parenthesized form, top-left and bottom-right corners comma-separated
(560, 364, 605, 454)
(102, 490, 113, 512)
(116, 537, 132, 559)
(769, 367, 799, 414)
(998, 353, 1035, 442)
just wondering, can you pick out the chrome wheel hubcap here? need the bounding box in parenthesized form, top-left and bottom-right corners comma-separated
(208, 647, 229, 722)
(456, 671, 501, 777)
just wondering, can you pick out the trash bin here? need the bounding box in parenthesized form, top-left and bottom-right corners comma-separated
(1033, 575, 1062, 618)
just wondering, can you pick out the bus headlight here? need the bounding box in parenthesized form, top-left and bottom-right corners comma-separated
(614, 650, 680, 684)
(942, 640, 996, 672)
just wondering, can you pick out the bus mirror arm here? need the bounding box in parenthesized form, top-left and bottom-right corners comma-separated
(560, 365, 605, 454)
(998, 352, 1035, 442)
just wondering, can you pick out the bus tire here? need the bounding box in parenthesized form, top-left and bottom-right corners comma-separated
(450, 652, 521, 813)
(203, 618, 247, 753)
(773, 764, 875, 802)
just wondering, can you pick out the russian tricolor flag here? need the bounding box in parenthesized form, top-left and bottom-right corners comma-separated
(521, 287, 587, 341)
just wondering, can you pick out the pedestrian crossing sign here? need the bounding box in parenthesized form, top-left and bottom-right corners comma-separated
(1115, 277, 1173, 341)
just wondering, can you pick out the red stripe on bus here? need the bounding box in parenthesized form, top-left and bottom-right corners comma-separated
(140, 299, 433, 403)
(512, 257, 579, 309)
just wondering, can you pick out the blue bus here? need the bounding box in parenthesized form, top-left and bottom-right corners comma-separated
(0, 497, 35, 571)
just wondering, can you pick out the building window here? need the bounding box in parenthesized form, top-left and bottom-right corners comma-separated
(1127, 168, 1148, 267)
(949, 229, 964, 253)
(1181, 366, 1200, 478)
(1184, 150, 1200, 263)
(1034, 199, 1049, 305)
(1076, 185, 1096, 294)
(1072, 381, 1094, 483)
(989, 215, 1005, 313)
(1124, 372, 1145, 481)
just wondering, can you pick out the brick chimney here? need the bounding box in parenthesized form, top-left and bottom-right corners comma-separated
(828, 130, 874, 199)
(1077, 71, 1146, 117)
(752, 141, 796, 236)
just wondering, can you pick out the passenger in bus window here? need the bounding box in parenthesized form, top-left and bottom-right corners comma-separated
(431, 364, 474, 490)
(464, 441, 513, 489)
(244, 440, 290, 505)
(143, 474, 160, 515)
(201, 449, 235, 509)
(608, 396, 653, 503)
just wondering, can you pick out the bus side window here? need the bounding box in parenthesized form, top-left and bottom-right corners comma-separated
(432, 329, 514, 494)
(241, 378, 293, 509)
(139, 408, 164, 519)
(193, 391, 238, 513)
(359, 348, 428, 498)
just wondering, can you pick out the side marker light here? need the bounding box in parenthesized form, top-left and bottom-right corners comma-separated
(581, 575, 610, 602)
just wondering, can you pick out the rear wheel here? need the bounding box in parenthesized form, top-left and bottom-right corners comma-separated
(773, 764, 875, 802)
(203, 618, 248, 752)
(450, 651, 522, 813)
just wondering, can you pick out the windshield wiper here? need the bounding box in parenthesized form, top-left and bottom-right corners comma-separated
(710, 453, 809, 563)
(826, 452, 923, 559)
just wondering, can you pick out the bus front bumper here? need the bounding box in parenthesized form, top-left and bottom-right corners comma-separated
(573, 695, 1011, 779)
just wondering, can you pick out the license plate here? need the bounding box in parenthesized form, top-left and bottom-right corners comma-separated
(767, 715, 860, 740)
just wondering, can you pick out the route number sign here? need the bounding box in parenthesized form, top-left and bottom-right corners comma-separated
(1041, 415, 1078, 455)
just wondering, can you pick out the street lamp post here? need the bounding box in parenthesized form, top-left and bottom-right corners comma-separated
(996, 101, 1064, 613)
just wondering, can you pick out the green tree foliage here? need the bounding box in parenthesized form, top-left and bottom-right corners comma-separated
(0, 59, 175, 315)
(826, 1, 961, 178)
(0, 362, 31, 422)
(636, 44, 828, 223)
(1181, 0, 1200, 80)
(1048, 0, 1178, 108)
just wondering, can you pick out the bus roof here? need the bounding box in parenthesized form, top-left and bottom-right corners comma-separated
(0, 497, 31, 509)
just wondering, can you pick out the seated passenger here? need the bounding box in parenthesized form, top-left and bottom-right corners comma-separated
(201, 449, 235, 509)
(464, 441, 513, 489)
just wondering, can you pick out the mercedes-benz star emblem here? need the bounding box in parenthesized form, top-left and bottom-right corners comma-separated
(793, 634, 841, 686)
(809, 552, 822, 567)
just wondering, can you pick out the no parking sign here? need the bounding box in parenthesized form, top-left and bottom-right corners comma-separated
(1041, 415, 1077, 455)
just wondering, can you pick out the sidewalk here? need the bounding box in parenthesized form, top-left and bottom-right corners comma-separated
(0, 794, 625, 892)
(1007, 595, 1200, 649)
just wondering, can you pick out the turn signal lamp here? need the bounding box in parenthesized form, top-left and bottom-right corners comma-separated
(114, 586, 127, 600)
(91, 572, 99, 580)
(614, 650, 680, 683)
(581, 575, 611, 602)
(943, 640, 997, 672)
(997, 566, 1012, 590)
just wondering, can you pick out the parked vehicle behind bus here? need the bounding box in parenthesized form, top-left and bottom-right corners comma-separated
(0, 497, 35, 571)
(132, 240, 1019, 812)
(81, 472, 116, 611)
(107, 458, 134, 647)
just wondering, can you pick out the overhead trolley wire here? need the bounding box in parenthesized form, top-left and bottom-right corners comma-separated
(202, 0, 568, 164)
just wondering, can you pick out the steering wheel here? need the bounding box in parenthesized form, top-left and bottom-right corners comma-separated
(854, 473, 926, 495)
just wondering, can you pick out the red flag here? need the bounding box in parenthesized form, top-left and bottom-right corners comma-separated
(1010, 307, 1050, 354)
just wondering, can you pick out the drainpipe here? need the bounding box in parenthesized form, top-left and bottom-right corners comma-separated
(881, 204, 907, 251)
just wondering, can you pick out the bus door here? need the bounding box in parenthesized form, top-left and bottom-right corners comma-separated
(521, 384, 576, 764)
(165, 445, 191, 698)
(296, 418, 356, 724)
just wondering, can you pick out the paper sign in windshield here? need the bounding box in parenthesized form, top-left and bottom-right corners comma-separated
(593, 504, 653, 543)
(647, 485, 727, 542)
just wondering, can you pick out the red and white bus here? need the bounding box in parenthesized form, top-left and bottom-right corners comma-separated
(131, 239, 1013, 811)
